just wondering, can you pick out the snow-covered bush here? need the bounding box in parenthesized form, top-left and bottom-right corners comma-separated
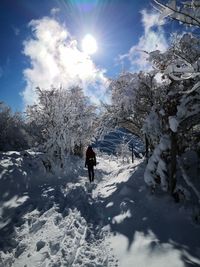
(26, 86, 96, 167)
(116, 137, 131, 163)
(0, 102, 30, 151)
(144, 135, 171, 191)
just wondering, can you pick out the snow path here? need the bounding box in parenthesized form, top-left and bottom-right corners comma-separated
(0, 152, 200, 266)
(0, 153, 118, 267)
(93, 157, 200, 267)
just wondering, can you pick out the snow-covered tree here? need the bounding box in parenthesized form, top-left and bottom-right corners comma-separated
(0, 102, 30, 151)
(102, 71, 158, 139)
(144, 3, 200, 198)
(26, 86, 96, 167)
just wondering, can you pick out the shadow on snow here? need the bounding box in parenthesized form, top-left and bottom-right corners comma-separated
(97, 161, 200, 267)
(0, 152, 200, 267)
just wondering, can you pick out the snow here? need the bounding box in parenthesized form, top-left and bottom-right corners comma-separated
(1, 195, 29, 210)
(6, 207, 110, 267)
(112, 210, 132, 224)
(169, 116, 179, 132)
(0, 151, 200, 267)
(106, 202, 114, 208)
(109, 231, 188, 267)
(144, 135, 170, 189)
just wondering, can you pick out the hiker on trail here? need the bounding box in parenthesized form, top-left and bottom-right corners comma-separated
(85, 146, 96, 183)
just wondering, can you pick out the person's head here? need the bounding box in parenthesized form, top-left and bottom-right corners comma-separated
(86, 145, 93, 152)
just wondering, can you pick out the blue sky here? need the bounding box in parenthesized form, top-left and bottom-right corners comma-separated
(0, 0, 175, 111)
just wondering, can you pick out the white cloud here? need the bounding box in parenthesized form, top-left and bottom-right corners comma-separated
(22, 17, 108, 107)
(141, 9, 164, 34)
(50, 8, 60, 16)
(118, 9, 168, 72)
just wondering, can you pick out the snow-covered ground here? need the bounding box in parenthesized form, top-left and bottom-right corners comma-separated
(0, 151, 200, 267)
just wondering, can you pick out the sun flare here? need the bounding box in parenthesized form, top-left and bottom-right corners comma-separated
(82, 34, 98, 55)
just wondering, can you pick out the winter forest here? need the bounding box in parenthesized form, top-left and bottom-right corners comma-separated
(0, 0, 200, 266)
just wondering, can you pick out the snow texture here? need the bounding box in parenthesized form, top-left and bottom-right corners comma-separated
(169, 116, 179, 132)
(0, 151, 200, 267)
(144, 135, 170, 190)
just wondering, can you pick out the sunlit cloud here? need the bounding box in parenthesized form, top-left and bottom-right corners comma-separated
(22, 16, 108, 107)
(141, 9, 165, 33)
(118, 9, 168, 72)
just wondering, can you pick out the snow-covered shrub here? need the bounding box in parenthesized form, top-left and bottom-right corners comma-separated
(143, 109, 162, 150)
(26, 86, 96, 167)
(0, 102, 30, 151)
(144, 135, 170, 191)
(116, 137, 131, 163)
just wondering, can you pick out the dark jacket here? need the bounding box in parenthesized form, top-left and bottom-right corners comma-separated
(85, 147, 96, 167)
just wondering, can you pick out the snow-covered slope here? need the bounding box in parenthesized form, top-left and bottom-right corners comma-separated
(0, 151, 200, 267)
(94, 128, 144, 157)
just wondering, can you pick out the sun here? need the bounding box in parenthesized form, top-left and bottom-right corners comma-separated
(82, 34, 98, 55)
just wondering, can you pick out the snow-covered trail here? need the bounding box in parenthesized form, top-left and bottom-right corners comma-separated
(0, 152, 200, 267)
(0, 153, 118, 267)
(93, 157, 200, 267)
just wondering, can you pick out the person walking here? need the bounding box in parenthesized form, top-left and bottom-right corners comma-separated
(85, 146, 96, 183)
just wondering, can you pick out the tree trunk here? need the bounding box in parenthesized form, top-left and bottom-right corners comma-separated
(131, 144, 134, 163)
(169, 131, 177, 194)
(145, 134, 149, 159)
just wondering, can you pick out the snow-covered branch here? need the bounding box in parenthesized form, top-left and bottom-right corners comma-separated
(154, 0, 200, 27)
